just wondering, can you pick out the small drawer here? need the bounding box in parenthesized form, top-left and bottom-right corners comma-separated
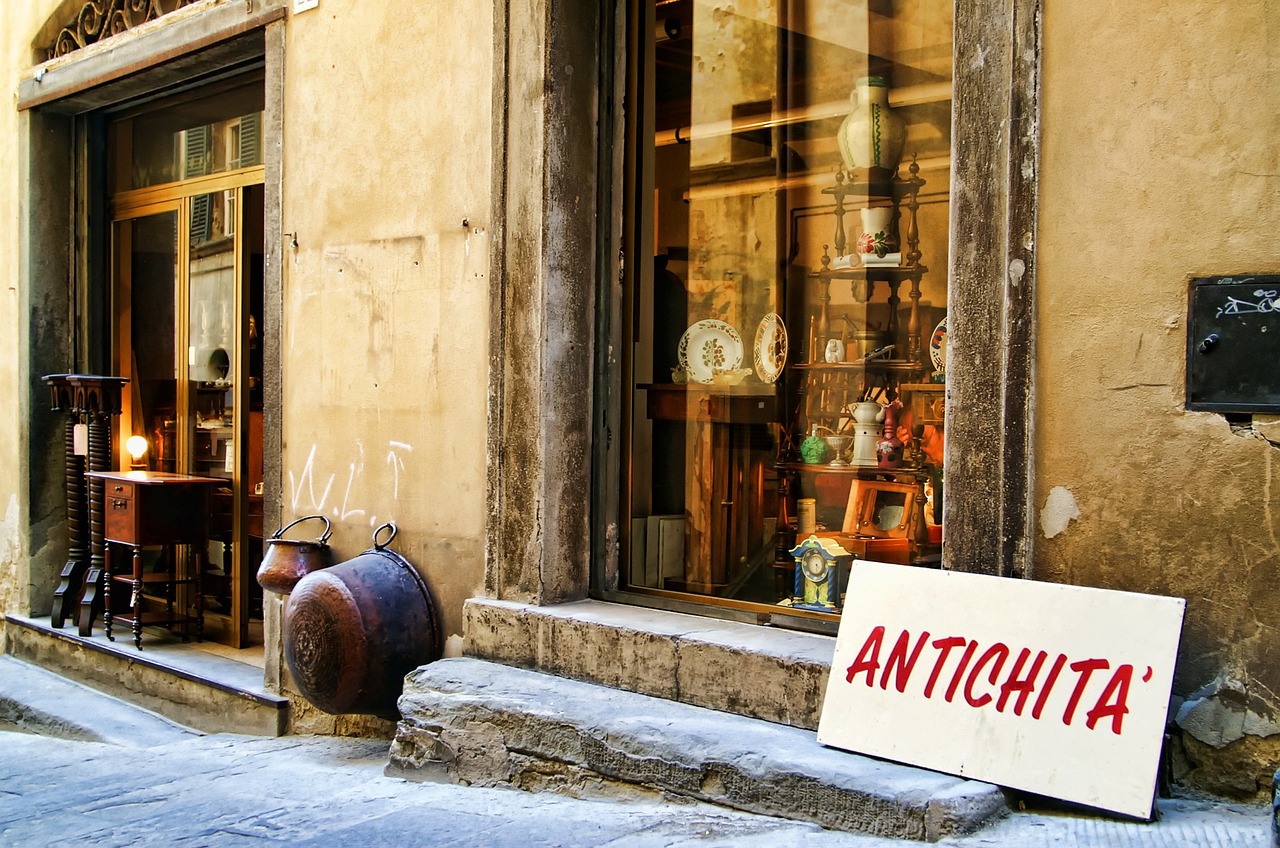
(104, 498, 135, 543)
(104, 481, 134, 501)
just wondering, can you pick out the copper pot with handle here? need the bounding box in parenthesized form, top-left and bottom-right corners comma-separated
(283, 523, 441, 718)
(256, 515, 333, 594)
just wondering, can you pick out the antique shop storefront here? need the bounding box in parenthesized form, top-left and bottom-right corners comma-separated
(3, 0, 1278, 803)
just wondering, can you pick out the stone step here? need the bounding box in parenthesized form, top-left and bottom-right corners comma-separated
(4, 615, 287, 737)
(0, 654, 202, 746)
(388, 657, 1010, 842)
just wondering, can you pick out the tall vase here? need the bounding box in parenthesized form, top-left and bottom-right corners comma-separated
(877, 400, 904, 469)
(837, 76, 906, 179)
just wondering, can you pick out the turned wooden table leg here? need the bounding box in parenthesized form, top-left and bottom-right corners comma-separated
(51, 411, 87, 629)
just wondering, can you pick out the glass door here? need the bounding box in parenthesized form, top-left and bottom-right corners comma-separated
(112, 184, 264, 648)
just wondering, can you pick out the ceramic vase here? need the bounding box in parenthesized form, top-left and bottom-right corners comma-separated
(856, 206, 897, 258)
(837, 76, 905, 177)
(876, 400, 904, 469)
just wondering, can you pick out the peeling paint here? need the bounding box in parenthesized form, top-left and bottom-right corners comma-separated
(0, 494, 20, 613)
(1008, 257, 1026, 287)
(1175, 674, 1280, 747)
(443, 633, 464, 658)
(1040, 486, 1080, 539)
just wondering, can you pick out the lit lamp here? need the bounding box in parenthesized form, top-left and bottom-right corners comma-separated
(125, 435, 149, 471)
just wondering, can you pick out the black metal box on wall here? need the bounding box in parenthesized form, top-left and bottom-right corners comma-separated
(1186, 275, 1280, 413)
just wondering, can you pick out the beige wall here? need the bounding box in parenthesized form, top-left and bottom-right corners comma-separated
(0, 3, 54, 620)
(0, 1, 493, 657)
(1037, 0, 1280, 710)
(279, 0, 492, 651)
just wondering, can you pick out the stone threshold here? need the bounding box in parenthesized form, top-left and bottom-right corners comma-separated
(390, 657, 1009, 841)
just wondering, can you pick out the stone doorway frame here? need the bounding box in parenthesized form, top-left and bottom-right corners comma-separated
(16, 1, 288, 685)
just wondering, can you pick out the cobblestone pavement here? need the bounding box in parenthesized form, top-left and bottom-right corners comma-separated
(0, 730, 1269, 847)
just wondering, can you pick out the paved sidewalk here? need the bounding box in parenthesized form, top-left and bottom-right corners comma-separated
(0, 730, 1268, 847)
(0, 654, 1270, 846)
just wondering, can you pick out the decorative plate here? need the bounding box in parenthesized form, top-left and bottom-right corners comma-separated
(677, 319, 744, 385)
(753, 313, 788, 383)
(929, 316, 948, 374)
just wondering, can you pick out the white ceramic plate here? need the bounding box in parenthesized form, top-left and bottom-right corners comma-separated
(930, 316, 948, 373)
(678, 319, 744, 384)
(753, 313, 788, 383)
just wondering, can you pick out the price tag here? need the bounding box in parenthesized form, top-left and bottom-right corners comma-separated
(224, 440, 235, 473)
(73, 423, 88, 456)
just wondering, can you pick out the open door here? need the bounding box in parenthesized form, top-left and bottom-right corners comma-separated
(109, 79, 266, 648)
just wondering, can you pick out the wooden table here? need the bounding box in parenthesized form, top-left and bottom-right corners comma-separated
(87, 471, 223, 649)
(642, 383, 781, 594)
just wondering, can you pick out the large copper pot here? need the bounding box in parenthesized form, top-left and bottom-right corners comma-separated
(283, 524, 441, 718)
(256, 515, 333, 594)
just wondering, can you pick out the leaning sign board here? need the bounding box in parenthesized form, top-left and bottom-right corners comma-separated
(818, 561, 1185, 819)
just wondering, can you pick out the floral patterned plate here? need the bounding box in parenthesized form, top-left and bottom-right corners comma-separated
(677, 319, 744, 385)
(929, 316, 948, 374)
(753, 313, 788, 383)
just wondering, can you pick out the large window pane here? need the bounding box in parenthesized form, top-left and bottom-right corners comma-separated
(624, 0, 952, 620)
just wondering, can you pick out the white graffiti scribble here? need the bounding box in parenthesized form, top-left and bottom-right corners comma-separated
(1216, 289, 1280, 318)
(289, 439, 414, 527)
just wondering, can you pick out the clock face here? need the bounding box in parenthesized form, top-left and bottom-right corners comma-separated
(802, 550, 829, 583)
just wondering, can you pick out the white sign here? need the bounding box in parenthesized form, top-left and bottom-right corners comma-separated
(293, 0, 319, 13)
(818, 561, 1185, 819)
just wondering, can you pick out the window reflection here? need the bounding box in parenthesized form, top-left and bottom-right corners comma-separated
(625, 0, 952, 617)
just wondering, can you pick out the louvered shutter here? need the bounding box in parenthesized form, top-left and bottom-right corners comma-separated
(239, 113, 261, 167)
(185, 126, 212, 243)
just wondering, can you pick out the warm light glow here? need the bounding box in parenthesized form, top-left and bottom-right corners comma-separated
(125, 435, 149, 460)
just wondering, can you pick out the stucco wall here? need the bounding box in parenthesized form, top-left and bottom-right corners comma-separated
(0, 3, 56, 621)
(279, 0, 493, 652)
(1037, 0, 1280, 793)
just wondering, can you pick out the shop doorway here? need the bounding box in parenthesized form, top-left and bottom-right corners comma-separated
(107, 77, 266, 648)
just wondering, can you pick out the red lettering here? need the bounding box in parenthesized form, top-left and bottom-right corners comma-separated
(997, 649, 1048, 715)
(879, 630, 931, 693)
(944, 640, 979, 703)
(923, 637, 967, 699)
(1086, 664, 1134, 735)
(845, 626, 885, 686)
(1031, 653, 1068, 720)
(964, 643, 1010, 708)
(1062, 658, 1110, 726)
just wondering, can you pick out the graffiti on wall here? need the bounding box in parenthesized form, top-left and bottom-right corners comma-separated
(289, 439, 414, 528)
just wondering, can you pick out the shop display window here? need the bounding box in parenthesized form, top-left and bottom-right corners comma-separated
(620, 0, 953, 622)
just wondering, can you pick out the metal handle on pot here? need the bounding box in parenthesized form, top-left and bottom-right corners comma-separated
(372, 522, 397, 550)
(272, 514, 333, 544)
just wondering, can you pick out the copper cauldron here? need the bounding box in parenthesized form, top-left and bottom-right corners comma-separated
(283, 523, 441, 717)
(256, 515, 333, 594)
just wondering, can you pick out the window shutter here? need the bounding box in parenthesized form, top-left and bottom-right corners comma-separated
(239, 113, 261, 168)
(185, 126, 212, 243)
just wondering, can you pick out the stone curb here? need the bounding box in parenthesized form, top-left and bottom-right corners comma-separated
(0, 654, 202, 747)
(389, 657, 1008, 842)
